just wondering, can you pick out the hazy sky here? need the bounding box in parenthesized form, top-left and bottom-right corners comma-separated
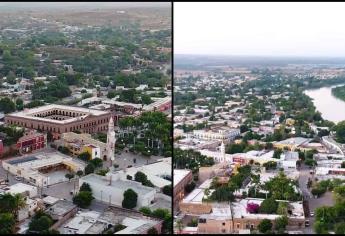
(0, 2, 169, 10)
(175, 2, 345, 57)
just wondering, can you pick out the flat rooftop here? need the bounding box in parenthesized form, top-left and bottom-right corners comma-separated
(6, 104, 109, 124)
(174, 169, 191, 187)
(81, 174, 155, 196)
(231, 198, 305, 220)
(276, 137, 311, 146)
(6, 183, 37, 196)
(200, 205, 232, 220)
(46, 200, 76, 217)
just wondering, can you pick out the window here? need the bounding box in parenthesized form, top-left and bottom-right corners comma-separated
(237, 223, 240, 229)
(222, 229, 226, 233)
(222, 222, 226, 226)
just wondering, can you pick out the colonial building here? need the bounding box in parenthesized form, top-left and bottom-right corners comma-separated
(5, 104, 114, 139)
(16, 130, 47, 154)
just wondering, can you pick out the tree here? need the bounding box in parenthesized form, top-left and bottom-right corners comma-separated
(139, 207, 152, 215)
(79, 183, 92, 193)
(15, 98, 24, 110)
(65, 173, 74, 182)
(0, 213, 15, 234)
(258, 219, 272, 233)
(147, 227, 158, 234)
(175, 219, 184, 234)
(89, 158, 103, 168)
(335, 222, 345, 234)
(134, 171, 154, 187)
(240, 124, 249, 133)
(73, 191, 94, 208)
(122, 189, 138, 209)
(184, 181, 196, 193)
(314, 220, 328, 234)
(162, 185, 172, 196)
(0, 98, 15, 114)
(84, 163, 95, 175)
(6, 71, 16, 84)
(209, 186, 235, 202)
(275, 215, 288, 231)
(335, 121, 345, 143)
(263, 161, 277, 170)
(29, 212, 54, 233)
(78, 152, 91, 162)
(107, 90, 116, 99)
(277, 201, 288, 215)
(259, 198, 278, 214)
(76, 170, 84, 177)
(13, 193, 26, 218)
(141, 94, 152, 105)
(25, 100, 45, 108)
(273, 149, 283, 159)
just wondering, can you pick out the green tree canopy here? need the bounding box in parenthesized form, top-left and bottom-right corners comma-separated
(122, 188, 138, 209)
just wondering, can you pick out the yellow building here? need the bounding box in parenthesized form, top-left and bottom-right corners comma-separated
(82, 144, 101, 159)
(285, 118, 295, 126)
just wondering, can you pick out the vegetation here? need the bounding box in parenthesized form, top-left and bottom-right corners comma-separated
(139, 207, 172, 234)
(122, 189, 138, 209)
(259, 198, 278, 214)
(28, 210, 57, 234)
(73, 191, 94, 208)
(134, 171, 154, 187)
(79, 183, 92, 193)
(162, 185, 172, 196)
(174, 148, 214, 174)
(258, 219, 273, 233)
(332, 85, 345, 102)
(335, 120, 345, 143)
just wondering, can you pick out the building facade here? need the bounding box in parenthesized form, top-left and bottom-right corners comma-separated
(5, 104, 115, 139)
(16, 131, 47, 154)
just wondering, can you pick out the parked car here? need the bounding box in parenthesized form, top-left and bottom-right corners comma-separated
(305, 220, 310, 227)
(310, 211, 314, 217)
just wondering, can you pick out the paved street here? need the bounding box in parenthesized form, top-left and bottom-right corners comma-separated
(298, 164, 335, 234)
(41, 178, 79, 201)
(104, 151, 162, 169)
(298, 164, 313, 199)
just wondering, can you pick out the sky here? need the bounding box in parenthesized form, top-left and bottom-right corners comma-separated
(174, 2, 345, 57)
(0, 2, 169, 10)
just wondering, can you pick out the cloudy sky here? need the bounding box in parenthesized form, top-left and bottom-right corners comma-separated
(175, 2, 345, 57)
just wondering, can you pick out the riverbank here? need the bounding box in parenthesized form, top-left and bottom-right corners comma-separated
(331, 85, 345, 102)
(305, 84, 345, 123)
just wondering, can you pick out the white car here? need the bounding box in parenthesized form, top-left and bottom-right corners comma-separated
(310, 212, 314, 217)
(15, 176, 22, 181)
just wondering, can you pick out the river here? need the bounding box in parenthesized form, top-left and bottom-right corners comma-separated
(304, 84, 345, 124)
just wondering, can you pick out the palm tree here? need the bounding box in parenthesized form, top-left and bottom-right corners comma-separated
(176, 219, 184, 234)
(251, 174, 261, 197)
(13, 193, 26, 219)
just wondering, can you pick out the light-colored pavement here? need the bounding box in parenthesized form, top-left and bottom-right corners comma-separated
(298, 164, 335, 234)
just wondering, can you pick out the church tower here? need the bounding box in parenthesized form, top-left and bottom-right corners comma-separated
(106, 116, 116, 162)
(220, 141, 225, 162)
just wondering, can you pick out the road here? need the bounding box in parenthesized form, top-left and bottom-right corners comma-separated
(298, 164, 334, 234)
(104, 151, 162, 169)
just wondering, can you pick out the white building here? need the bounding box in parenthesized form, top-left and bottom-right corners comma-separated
(62, 211, 103, 234)
(192, 128, 240, 142)
(79, 173, 156, 208)
(2, 152, 85, 187)
(279, 151, 299, 170)
(120, 157, 171, 189)
(6, 183, 38, 198)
